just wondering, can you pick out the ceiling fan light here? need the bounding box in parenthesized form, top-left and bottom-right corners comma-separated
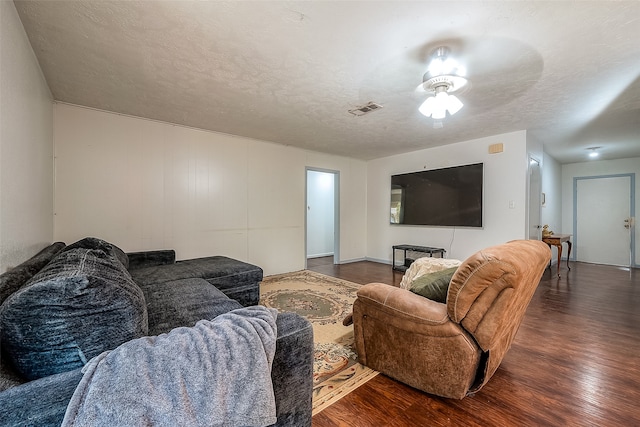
(419, 96, 437, 117)
(419, 46, 467, 123)
(446, 94, 463, 115)
(432, 104, 447, 119)
(435, 90, 449, 102)
(427, 57, 445, 77)
(426, 46, 461, 78)
(435, 92, 448, 118)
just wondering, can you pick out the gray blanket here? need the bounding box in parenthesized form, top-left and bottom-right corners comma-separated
(62, 306, 278, 427)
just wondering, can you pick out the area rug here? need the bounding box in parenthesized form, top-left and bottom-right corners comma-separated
(260, 270, 378, 415)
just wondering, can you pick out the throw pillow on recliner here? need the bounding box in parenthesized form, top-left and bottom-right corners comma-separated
(0, 247, 147, 380)
(409, 267, 459, 303)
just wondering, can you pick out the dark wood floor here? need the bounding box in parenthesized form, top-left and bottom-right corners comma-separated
(308, 257, 640, 426)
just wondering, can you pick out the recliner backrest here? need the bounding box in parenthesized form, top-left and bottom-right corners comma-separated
(446, 240, 551, 390)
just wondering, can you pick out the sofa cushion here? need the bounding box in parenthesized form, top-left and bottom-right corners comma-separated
(0, 248, 147, 380)
(62, 237, 129, 269)
(0, 367, 84, 425)
(126, 250, 176, 270)
(139, 278, 242, 336)
(130, 256, 263, 306)
(0, 359, 25, 392)
(409, 267, 458, 303)
(0, 242, 66, 306)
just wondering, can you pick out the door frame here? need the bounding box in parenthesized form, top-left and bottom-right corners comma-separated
(305, 167, 340, 268)
(526, 155, 542, 240)
(572, 173, 636, 266)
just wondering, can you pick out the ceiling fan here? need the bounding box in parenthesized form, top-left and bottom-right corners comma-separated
(417, 46, 469, 125)
(359, 37, 543, 130)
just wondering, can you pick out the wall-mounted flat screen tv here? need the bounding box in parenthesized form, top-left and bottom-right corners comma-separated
(390, 163, 483, 227)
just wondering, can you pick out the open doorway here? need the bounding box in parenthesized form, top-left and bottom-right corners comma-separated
(305, 169, 339, 268)
(527, 156, 542, 240)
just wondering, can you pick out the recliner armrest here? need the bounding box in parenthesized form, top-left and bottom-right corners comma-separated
(355, 283, 450, 327)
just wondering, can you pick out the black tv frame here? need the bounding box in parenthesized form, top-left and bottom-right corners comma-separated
(390, 163, 484, 228)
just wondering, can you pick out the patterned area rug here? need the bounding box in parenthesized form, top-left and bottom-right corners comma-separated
(260, 270, 378, 415)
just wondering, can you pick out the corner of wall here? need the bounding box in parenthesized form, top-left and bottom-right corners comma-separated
(0, 1, 55, 271)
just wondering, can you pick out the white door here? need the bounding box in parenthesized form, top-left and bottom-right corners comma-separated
(575, 176, 632, 266)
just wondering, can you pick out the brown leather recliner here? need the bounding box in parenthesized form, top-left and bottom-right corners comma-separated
(352, 240, 551, 399)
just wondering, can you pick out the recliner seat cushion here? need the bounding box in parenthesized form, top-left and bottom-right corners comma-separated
(0, 248, 147, 380)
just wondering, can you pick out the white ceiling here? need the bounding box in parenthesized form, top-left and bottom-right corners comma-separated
(14, 1, 640, 163)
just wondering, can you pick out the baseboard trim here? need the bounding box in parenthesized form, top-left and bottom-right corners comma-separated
(307, 253, 334, 259)
(364, 257, 391, 265)
(336, 257, 367, 264)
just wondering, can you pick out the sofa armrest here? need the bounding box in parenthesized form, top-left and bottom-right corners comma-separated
(0, 368, 83, 426)
(126, 250, 176, 270)
(271, 312, 314, 427)
(1, 313, 314, 427)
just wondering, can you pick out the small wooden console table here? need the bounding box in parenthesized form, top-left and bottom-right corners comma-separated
(542, 234, 572, 277)
(392, 244, 446, 272)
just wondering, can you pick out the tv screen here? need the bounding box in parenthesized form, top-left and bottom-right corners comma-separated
(390, 163, 483, 227)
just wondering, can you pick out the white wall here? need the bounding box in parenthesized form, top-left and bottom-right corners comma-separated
(561, 157, 640, 266)
(367, 130, 529, 263)
(53, 104, 367, 276)
(306, 170, 334, 258)
(541, 152, 563, 262)
(0, 2, 54, 272)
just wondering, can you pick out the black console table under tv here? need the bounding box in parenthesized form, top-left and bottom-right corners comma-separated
(392, 244, 446, 272)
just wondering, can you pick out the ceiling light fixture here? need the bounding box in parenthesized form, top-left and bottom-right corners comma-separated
(418, 47, 468, 121)
(588, 147, 600, 158)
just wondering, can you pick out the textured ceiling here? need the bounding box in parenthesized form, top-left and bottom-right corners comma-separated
(14, 1, 640, 163)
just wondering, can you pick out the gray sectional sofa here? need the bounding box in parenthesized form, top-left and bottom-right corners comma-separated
(0, 238, 313, 426)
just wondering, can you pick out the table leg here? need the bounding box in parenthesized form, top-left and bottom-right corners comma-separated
(565, 240, 572, 271)
(556, 243, 562, 278)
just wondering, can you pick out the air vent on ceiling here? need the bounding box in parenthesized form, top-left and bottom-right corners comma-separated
(348, 101, 383, 116)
